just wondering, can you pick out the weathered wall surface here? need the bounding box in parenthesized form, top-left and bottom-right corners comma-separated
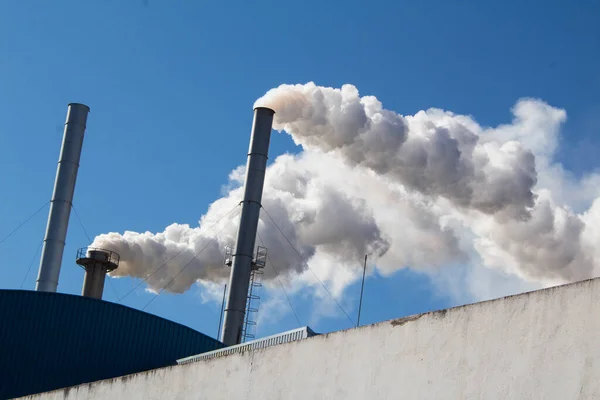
(24, 278, 600, 400)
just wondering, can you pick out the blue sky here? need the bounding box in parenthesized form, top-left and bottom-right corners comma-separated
(1, 0, 599, 339)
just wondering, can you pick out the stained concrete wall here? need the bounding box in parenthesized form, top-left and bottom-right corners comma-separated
(24, 278, 600, 400)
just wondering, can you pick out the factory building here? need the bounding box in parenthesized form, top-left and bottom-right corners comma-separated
(20, 277, 600, 400)
(4, 102, 600, 399)
(0, 102, 285, 399)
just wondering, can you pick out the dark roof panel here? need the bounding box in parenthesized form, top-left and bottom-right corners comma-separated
(0, 290, 222, 399)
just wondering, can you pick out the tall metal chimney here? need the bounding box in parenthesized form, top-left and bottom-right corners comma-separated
(36, 103, 90, 292)
(221, 107, 275, 346)
(76, 247, 119, 300)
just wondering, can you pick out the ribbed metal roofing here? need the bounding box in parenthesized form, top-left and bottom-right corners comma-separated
(177, 326, 318, 364)
(0, 290, 222, 399)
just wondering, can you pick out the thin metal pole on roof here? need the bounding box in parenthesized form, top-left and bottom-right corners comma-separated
(357, 254, 368, 327)
(217, 284, 227, 340)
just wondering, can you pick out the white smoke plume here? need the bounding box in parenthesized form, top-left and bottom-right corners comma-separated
(256, 83, 537, 220)
(93, 82, 600, 303)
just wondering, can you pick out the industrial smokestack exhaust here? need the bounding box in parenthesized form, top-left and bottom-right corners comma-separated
(36, 103, 90, 293)
(76, 247, 119, 300)
(221, 107, 275, 346)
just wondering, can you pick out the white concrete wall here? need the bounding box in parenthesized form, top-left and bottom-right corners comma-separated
(24, 278, 600, 400)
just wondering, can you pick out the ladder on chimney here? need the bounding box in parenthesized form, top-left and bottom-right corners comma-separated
(224, 246, 267, 342)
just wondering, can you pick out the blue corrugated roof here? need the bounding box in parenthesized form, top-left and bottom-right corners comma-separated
(0, 290, 223, 399)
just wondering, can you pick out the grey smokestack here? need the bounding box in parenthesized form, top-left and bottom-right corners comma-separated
(76, 248, 119, 300)
(36, 103, 90, 293)
(221, 107, 274, 346)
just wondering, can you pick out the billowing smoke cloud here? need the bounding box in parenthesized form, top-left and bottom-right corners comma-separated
(93, 82, 600, 302)
(94, 153, 392, 293)
(256, 83, 536, 220)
